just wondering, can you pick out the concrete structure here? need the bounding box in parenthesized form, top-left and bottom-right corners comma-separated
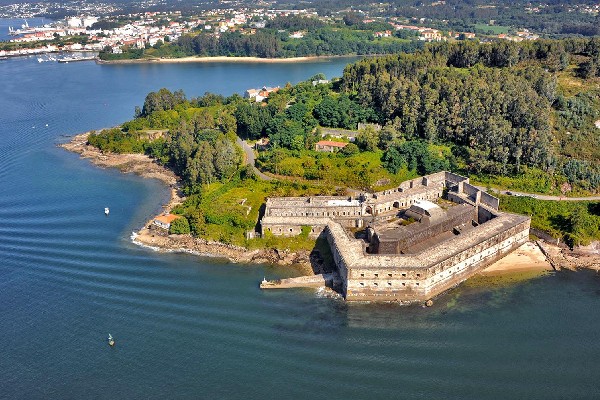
(259, 171, 531, 302)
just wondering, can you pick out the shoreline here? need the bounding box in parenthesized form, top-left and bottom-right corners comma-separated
(60, 131, 598, 280)
(96, 55, 359, 65)
(59, 131, 315, 273)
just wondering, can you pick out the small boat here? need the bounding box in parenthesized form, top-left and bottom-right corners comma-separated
(104, 207, 110, 215)
(108, 333, 115, 347)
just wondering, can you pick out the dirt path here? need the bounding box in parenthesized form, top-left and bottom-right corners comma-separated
(474, 186, 600, 201)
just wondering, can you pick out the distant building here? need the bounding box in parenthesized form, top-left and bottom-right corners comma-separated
(420, 29, 442, 41)
(67, 16, 82, 28)
(82, 16, 99, 28)
(153, 214, 181, 231)
(312, 79, 330, 86)
(315, 140, 348, 152)
(244, 86, 280, 102)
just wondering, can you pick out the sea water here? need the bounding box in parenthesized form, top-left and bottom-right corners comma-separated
(1, 48, 600, 399)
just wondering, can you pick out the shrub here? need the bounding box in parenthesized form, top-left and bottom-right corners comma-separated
(169, 217, 191, 234)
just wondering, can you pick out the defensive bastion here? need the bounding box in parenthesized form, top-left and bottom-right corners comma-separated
(260, 171, 530, 302)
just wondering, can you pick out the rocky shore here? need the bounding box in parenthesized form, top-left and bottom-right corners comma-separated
(61, 131, 599, 276)
(60, 131, 316, 272)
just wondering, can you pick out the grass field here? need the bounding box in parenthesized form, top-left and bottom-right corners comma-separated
(473, 24, 510, 34)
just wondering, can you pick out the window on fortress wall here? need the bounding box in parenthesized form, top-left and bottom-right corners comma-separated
(402, 273, 406, 277)
(374, 282, 378, 286)
(374, 273, 378, 277)
(360, 282, 364, 286)
(416, 273, 421, 277)
(388, 282, 392, 286)
(416, 283, 419, 286)
(402, 283, 406, 286)
(289, 228, 293, 232)
(360, 273, 364, 277)
(388, 273, 392, 277)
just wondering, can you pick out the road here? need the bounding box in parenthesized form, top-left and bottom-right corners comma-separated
(235, 139, 599, 200)
(236, 138, 273, 181)
(474, 186, 600, 202)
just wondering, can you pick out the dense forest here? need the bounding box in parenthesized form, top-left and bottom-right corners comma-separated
(342, 38, 600, 190)
(87, 38, 600, 245)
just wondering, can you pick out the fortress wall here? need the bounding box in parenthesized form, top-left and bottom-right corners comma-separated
(444, 171, 469, 186)
(326, 224, 351, 295)
(375, 205, 476, 254)
(420, 220, 530, 298)
(262, 223, 327, 237)
(463, 183, 480, 201)
(447, 191, 471, 205)
(372, 186, 444, 214)
(268, 204, 363, 218)
(422, 171, 446, 186)
(477, 205, 497, 224)
(480, 191, 500, 210)
(342, 219, 530, 301)
(262, 216, 363, 237)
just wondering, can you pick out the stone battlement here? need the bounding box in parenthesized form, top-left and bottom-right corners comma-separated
(259, 171, 529, 302)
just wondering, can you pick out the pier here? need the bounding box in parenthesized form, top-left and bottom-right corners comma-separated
(260, 273, 341, 289)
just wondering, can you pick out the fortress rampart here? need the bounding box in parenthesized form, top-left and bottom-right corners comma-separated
(259, 172, 531, 302)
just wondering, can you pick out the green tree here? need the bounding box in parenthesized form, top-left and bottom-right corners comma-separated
(169, 217, 191, 234)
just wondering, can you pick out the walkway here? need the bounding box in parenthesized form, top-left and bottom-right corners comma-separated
(473, 186, 600, 202)
(236, 138, 273, 181)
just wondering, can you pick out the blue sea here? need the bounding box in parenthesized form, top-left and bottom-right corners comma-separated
(1, 34, 600, 399)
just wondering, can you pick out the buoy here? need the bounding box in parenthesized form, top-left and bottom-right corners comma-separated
(425, 299, 433, 307)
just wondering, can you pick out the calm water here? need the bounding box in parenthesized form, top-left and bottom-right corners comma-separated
(1, 47, 600, 400)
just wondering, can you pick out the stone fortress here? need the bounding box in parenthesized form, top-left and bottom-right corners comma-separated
(260, 171, 531, 302)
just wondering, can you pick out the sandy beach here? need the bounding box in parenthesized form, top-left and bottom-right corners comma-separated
(479, 241, 554, 275)
(97, 55, 344, 65)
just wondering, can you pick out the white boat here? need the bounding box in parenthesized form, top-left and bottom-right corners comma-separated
(104, 207, 110, 215)
(108, 333, 115, 347)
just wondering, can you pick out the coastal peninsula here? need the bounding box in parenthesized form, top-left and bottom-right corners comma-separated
(62, 38, 600, 300)
(61, 127, 598, 300)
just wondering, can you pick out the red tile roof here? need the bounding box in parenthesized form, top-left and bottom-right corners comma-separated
(154, 214, 181, 224)
(316, 140, 348, 148)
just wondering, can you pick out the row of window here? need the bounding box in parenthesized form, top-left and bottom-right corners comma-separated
(272, 210, 362, 217)
(359, 272, 422, 278)
(358, 281, 421, 287)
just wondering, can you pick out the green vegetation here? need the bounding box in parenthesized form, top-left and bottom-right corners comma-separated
(343, 38, 600, 190)
(472, 24, 511, 35)
(87, 38, 600, 248)
(171, 173, 338, 246)
(99, 15, 423, 60)
(169, 217, 191, 235)
(500, 196, 600, 247)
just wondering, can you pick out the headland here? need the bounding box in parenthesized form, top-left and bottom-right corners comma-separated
(60, 132, 578, 302)
(60, 131, 316, 272)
